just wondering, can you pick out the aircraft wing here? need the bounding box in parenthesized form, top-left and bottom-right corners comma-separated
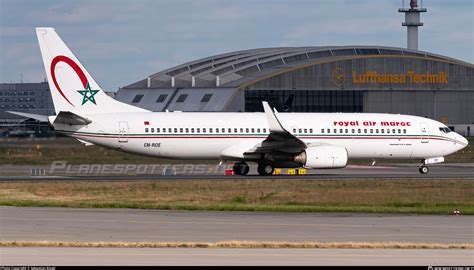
(220, 102, 306, 159)
(246, 102, 306, 154)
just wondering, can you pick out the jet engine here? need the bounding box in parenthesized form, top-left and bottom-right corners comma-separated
(294, 145, 348, 169)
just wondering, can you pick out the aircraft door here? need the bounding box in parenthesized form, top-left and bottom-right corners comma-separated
(420, 123, 429, 143)
(118, 121, 129, 143)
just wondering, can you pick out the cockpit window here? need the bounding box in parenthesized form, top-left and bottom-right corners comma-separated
(439, 127, 451, 133)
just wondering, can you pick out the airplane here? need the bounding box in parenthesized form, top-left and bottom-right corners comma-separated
(9, 28, 469, 176)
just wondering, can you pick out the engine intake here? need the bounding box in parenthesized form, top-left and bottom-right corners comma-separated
(294, 145, 348, 169)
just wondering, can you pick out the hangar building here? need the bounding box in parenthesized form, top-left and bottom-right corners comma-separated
(115, 46, 473, 130)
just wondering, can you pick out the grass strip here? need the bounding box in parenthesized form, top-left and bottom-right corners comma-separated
(1, 241, 472, 249)
(1, 179, 473, 214)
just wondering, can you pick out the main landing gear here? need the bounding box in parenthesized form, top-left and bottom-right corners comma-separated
(232, 161, 276, 176)
(257, 162, 274, 176)
(233, 162, 249, 175)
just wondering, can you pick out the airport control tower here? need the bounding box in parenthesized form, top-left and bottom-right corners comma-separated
(399, 0, 427, 50)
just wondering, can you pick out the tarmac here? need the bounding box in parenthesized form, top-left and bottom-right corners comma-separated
(1, 248, 472, 266)
(0, 163, 473, 181)
(1, 207, 472, 244)
(1, 207, 473, 265)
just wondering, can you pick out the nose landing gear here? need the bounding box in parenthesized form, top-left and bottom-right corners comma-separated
(418, 157, 444, 174)
(418, 165, 429, 174)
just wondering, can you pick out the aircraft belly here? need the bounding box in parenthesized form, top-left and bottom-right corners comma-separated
(148, 138, 236, 159)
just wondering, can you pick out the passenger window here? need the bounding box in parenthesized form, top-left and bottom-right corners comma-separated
(174, 128, 178, 133)
(257, 128, 261, 133)
(251, 128, 255, 133)
(185, 128, 189, 133)
(191, 128, 195, 133)
(358, 129, 361, 133)
(403, 129, 406, 134)
(209, 128, 213, 133)
(364, 129, 367, 133)
(334, 129, 337, 133)
(327, 129, 330, 133)
(203, 128, 207, 133)
(370, 129, 373, 133)
(381, 129, 384, 134)
(197, 128, 200, 133)
(398, 129, 401, 134)
(168, 128, 172, 133)
(339, 129, 343, 133)
(222, 128, 225, 133)
(216, 129, 219, 133)
(228, 128, 232, 133)
(392, 129, 396, 134)
(345, 129, 348, 133)
(375, 129, 379, 134)
(240, 128, 244, 133)
(246, 128, 249, 133)
(157, 128, 160, 133)
(310, 128, 313, 133)
(299, 129, 302, 133)
(352, 129, 355, 133)
(145, 128, 149, 133)
(321, 129, 325, 133)
(235, 128, 238, 133)
(387, 129, 390, 134)
(293, 128, 296, 133)
(180, 128, 183, 133)
(263, 128, 267, 133)
(151, 128, 154, 133)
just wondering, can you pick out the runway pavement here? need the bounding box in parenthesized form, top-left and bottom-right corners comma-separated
(1, 163, 473, 181)
(1, 207, 473, 244)
(1, 207, 473, 265)
(1, 248, 472, 266)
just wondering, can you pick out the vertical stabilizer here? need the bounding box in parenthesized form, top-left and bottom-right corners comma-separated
(36, 27, 148, 115)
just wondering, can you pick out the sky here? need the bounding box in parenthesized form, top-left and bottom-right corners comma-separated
(0, 0, 472, 92)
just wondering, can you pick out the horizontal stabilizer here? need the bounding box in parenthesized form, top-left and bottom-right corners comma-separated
(77, 139, 95, 146)
(6, 111, 49, 122)
(53, 111, 92, 125)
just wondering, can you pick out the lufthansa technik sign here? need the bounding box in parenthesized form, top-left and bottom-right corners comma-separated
(352, 70, 448, 84)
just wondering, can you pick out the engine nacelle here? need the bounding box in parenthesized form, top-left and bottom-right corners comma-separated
(294, 145, 348, 169)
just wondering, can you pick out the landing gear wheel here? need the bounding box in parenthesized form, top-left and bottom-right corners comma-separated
(233, 162, 249, 175)
(257, 162, 274, 176)
(419, 166, 429, 174)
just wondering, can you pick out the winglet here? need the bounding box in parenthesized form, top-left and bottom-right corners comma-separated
(262, 101, 287, 133)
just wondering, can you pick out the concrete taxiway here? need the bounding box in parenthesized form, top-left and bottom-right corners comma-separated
(1, 248, 472, 266)
(1, 207, 473, 244)
(1, 163, 473, 181)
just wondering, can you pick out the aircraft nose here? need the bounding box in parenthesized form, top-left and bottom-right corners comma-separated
(456, 133, 468, 149)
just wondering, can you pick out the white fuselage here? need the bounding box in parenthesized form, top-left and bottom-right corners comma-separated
(53, 112, 468, 161)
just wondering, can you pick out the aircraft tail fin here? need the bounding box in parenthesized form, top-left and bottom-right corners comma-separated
(35, 27, 148, 115)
